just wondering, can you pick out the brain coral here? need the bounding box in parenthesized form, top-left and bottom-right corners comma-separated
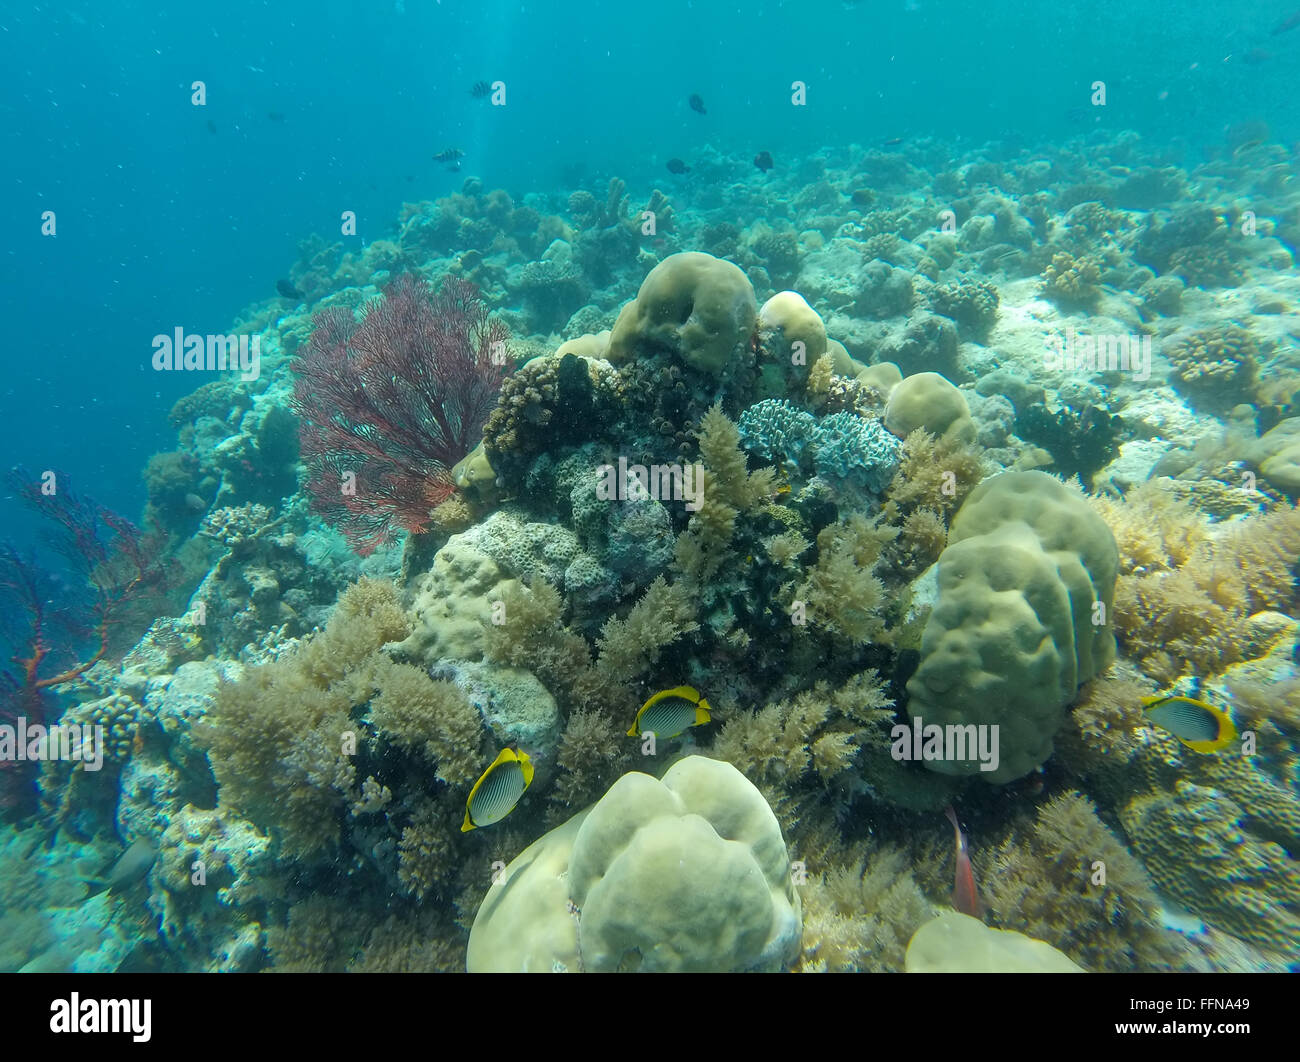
(906, 471, 1119, 783)
(606, 252, 758, 375)
(466, 756, 802, 972)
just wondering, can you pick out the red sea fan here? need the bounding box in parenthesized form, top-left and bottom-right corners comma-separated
(291, 273, 509, 554)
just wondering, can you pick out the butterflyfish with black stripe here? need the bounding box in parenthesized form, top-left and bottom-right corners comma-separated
(461, 747, 534, 832)
(1141, 695, 1236, 753)
(627, 685, 712, 739)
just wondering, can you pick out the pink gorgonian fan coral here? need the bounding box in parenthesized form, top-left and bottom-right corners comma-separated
(1, 470, 175, 811)
(291, 273, 509, 555)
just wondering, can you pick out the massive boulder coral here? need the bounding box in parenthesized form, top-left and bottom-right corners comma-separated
(884, 371, 976, 445)
(606, 252, 758, 375)
(905, 912, 1083, 973)
(907, 471, 1119, 782)
(466, 756, 802, 972)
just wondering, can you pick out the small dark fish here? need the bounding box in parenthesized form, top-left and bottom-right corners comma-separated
(276, 278, 304, 300)
(753, 150, 774, 172)
(850, 188, 875, 206)
(267, 111, 285, 122)
(688, 93, 706, 115)
(666, 157, 690, 174)
(1271, 9, 1300, 34)
(1243, 47, 1274, 64)
(881, 136, 904, 147)
(470, 80, 492, 98)
(405, 174, 415, 182)
(433, 147, 465, 163)
(206, 119, 217, 134)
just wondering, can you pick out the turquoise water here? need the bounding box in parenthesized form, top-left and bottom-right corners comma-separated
(1, 0, 1298, 972)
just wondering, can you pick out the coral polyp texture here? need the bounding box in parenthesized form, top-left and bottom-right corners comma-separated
(467, 757, 801, 972)
(907, 471, 1119, 783)
(9, 110, 1300, 976)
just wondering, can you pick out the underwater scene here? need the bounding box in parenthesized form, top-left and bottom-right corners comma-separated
(2, 0, 1300, 977)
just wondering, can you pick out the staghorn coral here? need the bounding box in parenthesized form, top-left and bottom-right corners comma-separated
(980, 791, 1183, 972)
(1166, 324, 1261, 410)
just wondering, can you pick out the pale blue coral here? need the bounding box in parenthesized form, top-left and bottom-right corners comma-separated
(738, 400, 901, 495)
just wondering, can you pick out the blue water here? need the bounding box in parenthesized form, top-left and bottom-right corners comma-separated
(3, 0, 1298, 547)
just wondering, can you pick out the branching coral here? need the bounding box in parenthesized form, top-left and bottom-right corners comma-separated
(1166, 324, 1261, 410)
(928, 278, 1000, 340)
(1041, 251, 1103, 308)
(980, 791, 1183, 971)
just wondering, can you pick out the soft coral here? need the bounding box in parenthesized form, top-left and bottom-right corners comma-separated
(291, 273, 509, 555)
